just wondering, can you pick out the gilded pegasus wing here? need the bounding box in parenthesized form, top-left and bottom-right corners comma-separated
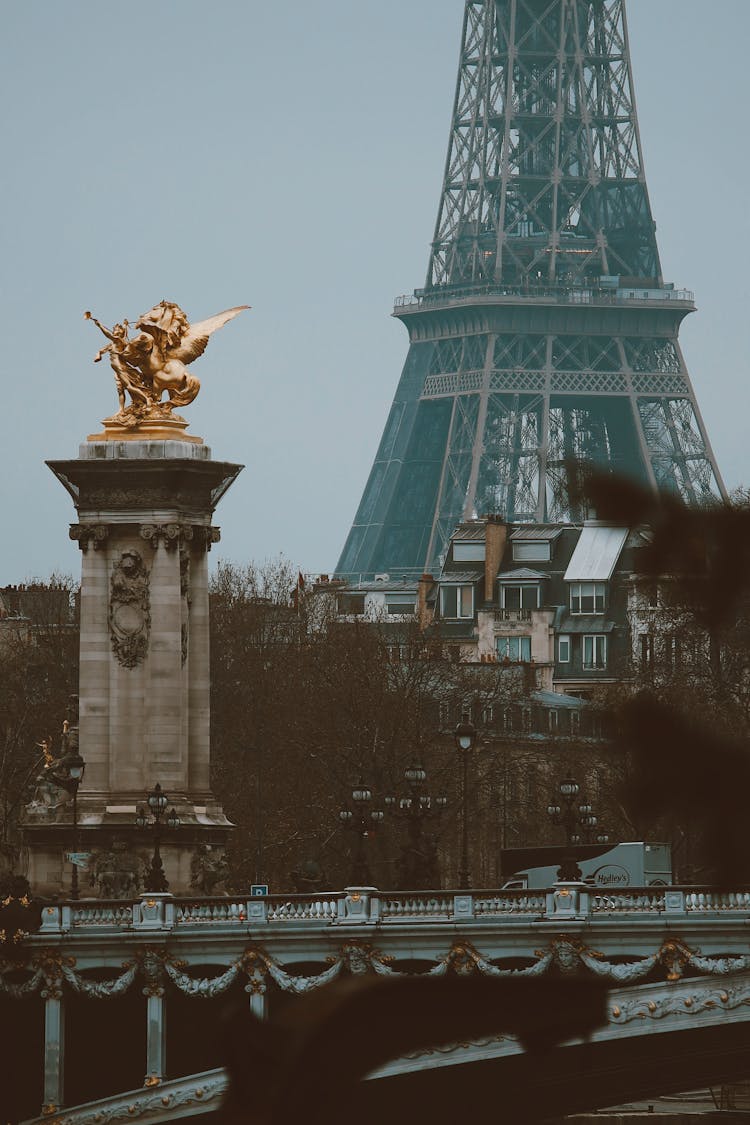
(171, 305, 251, 365)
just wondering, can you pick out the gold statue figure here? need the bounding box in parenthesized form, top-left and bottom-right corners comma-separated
(85, 300, 249, 430)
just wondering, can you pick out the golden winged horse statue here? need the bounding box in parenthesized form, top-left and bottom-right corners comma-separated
(85, 300, 250, 429)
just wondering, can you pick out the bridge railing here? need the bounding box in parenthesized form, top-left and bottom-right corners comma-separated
(37, 884, 750, 935)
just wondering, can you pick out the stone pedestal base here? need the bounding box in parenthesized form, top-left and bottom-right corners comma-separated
(24, 814, 233, 898)
(88, 415, 204, 444)
(26, 438, 243, 899)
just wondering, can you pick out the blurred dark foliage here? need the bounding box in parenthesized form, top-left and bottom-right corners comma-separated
(576, 468, 750, 632)
(574, 467, 750, 885)
(620, 694, 750, 886)
(219, 975, 608, 1125)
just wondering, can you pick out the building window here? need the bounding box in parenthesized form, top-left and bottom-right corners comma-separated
(337, 593, 365, 615)
(461, 705, 472, 724)
(501, 584, 540, 611)
(481, 704, 494, 724)
(645, 582, 659, 609)
(440, 584, 474, 619)
(548, 709, 559, 732)
(513, 541, 551, 562)
(503, 707, 513, 732)
(583, 634, 607, 670)
(386, 594, 416, 615)
(453, 541, 485, 562)
(438, 701, 450, 726)
(570, 710, 580, 736)
(570, 582, 607, 614)
(640, 633, 655, 671)
(521, 707, 532, 732)
(558, 634, 571, 663)
(496, 635, 531, 662)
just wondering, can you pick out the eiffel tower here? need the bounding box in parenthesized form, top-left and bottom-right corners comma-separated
(337, 0, 724, 579)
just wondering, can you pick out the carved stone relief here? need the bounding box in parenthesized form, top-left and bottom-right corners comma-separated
(69, 523, 109, 552)
(140, 522, 194, 551)
(91, 839, 145, 898)
(201, 526, 221, 551)
(109, 551, 151, 668)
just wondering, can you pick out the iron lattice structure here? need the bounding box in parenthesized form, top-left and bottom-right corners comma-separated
(337, 0, 723, 580)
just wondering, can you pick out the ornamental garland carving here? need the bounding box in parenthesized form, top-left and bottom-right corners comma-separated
(109, 551, 151, 669)
(7, 937, 749, 1003)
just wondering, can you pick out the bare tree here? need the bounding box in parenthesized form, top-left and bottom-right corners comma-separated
(0, 577, 79, 873)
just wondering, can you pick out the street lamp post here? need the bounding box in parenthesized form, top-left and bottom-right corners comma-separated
(67, 751, 86, 901)
(338, 779, 383, 885)
(547, 775, 608, 880)
(384, 762, 448, 890)
(454, 722, 477, 890)
(135, 783, 181, 893)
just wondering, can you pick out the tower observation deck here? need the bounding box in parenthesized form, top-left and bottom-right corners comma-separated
(337, 0, 724, 580)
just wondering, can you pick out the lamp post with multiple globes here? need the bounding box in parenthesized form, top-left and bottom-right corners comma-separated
(338, 780, 384, 886)
(453, 722, 477, 890)
(135, 783, 181, 893)
(384, 763, 448, 890)
(547, 775, 609, 880)
(67, 750, 86, 901)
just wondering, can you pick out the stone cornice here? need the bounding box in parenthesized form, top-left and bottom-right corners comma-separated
(47, 458, 243, 515)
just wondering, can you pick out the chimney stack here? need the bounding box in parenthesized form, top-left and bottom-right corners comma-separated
(417, 573, 435, 628)
(484, 515, 507, 603)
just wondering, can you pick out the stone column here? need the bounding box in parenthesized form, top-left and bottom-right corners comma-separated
(76, 529, 111, 794)
(143, 953, 167, 1086)
(41, 987, 65, 1115)
(145, 994, 167, 1086)
(142, 534, 184, 794)
(188, 540, 212, 796)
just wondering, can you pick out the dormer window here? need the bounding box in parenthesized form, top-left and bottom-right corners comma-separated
(510, 527, 561, 562)
(569, 581, 607, 614)
(501, 583, 540, 611)
(440, 584, 474, 619)
(512, 540, 551, 563)
(453, 540, 485, 562)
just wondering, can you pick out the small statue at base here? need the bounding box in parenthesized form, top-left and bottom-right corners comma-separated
(190, 844, 229, 896)
(90, 839, 144, 899)
(25, 699, 80, 823)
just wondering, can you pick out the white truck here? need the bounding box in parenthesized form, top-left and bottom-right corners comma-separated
(501, 841, 672, 890)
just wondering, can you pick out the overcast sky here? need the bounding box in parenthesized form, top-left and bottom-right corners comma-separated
(1, 1, 748, 583)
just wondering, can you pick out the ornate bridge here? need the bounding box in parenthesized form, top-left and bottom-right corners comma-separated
(11, 882, 750, 1123)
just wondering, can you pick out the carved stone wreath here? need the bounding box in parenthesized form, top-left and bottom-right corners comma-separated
(109, 551, 151, 668)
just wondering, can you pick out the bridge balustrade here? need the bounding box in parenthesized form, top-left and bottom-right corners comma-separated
(14, 882, 750, 1121)
(37, 884, 750, 937)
